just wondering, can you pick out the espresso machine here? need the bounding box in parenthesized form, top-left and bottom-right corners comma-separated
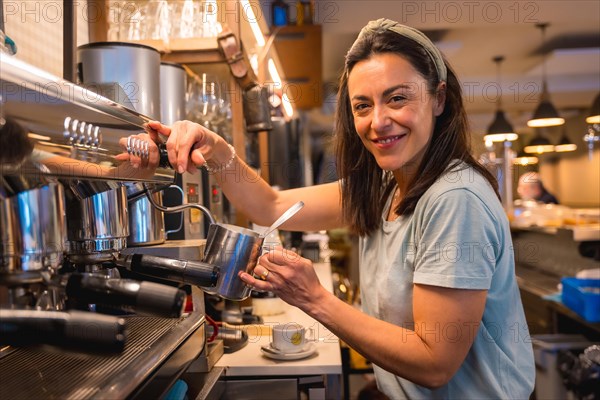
(0, 54, 219, 398)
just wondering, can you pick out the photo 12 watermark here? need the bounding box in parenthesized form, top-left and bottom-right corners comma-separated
(396, 1, 540, 25)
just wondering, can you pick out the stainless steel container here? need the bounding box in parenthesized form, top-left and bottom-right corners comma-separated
(126, 184, 183, 247)
(77, 42, 161, 119)
(160, 62, 187, 125)
(128, 191, 166, 247)
(65, 186, 129, 262)
(0, 183, 67, 279)
(202, 223, 264, 301)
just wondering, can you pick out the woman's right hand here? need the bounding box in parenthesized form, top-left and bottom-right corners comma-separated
(145, 120, 224, 174)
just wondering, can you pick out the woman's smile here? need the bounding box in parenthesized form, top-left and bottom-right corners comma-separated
(372, 133, 407, 148)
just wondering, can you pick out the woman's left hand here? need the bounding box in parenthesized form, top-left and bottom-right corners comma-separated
(239, 247, 325, 311)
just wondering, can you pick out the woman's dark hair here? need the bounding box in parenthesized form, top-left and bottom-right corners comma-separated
(335, 29, 500, 236)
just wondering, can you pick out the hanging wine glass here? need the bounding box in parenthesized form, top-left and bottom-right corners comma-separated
(171, 0, 197, 39)
(185, 79, 204, 124)
(216, 82, 233, 143)
(200, 0, 222, 38)
(119, 3, 144, 41)
(199, 74, 220, 131)
(185, 73, 224, 138)
(143, 0, 170, 42)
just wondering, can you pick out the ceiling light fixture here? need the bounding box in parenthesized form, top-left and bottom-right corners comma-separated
(524, 130, 555, 154)
(527, 23, 565, 128)
(586, 92, 600, 125)
(513, 149, 539, 166)
(484, 56, 518, 143)
(554, 129, 577, 152)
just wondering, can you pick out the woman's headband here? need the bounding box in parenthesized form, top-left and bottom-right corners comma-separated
(352, 18, 447, 82)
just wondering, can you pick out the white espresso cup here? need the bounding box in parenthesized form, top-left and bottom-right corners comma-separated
(272, 323, 313, 353)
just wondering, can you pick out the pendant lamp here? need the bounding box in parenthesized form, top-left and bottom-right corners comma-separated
(586, 92, 600, 125)
(484, 56, 518, 143)
(524, 130, 555, 154)
(527, 23, 565, 128)
(554, 128, 577, 152)
(513, 149, 538, 166)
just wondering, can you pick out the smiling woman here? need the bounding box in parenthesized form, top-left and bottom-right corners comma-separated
(132, 17, 535, 400)
(336, 19, 499, 235)
(322, 18, 535, 398)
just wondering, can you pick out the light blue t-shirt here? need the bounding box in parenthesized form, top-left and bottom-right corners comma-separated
(359, 162, 535, 400)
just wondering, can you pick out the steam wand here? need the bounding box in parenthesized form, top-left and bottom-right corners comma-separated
(142, 182, 216, 225)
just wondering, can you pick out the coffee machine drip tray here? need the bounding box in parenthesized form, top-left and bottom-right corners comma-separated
(0, 297, 205, 399)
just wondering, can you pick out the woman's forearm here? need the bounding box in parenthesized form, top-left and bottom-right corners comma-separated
(305, 283, 487, 389)
(306, 288, 445, 388)
(209, 139, 344, 231)
(209, 138, 284, 226)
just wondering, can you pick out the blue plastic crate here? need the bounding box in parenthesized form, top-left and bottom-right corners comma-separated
(561, 277, 600, 323)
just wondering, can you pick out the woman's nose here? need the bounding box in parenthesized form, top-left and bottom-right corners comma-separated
(371, 105, 391, 132)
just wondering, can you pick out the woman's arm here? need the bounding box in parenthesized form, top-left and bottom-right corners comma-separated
(312, 284, 487, 389)
(243, 250, 487, 389)
(148, 120, 344, 231)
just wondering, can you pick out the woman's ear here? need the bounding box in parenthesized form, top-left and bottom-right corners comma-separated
(433, 81, 446, 117)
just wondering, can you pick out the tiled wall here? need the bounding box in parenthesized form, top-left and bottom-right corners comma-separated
(3, 1, 89, 77)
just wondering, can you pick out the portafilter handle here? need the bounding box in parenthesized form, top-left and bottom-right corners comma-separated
(0, 309, 127, 352)
(117, 254, 219, 288)
(158, 142, 171, 169)
(66, 273, 186, 318)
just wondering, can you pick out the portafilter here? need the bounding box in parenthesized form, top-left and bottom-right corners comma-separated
(1, 158, 67, 287)
(62, 184, 190, 318)
(64, 184, 129, 265)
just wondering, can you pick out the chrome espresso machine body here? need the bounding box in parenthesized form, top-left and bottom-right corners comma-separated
(0, 55, 215, 398)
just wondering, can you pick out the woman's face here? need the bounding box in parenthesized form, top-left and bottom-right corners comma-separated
(348, 53, 445, 173)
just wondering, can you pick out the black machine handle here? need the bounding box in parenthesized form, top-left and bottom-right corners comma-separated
(158, 143, 172, 169)
(66, 273, 186, 318)
(118, 254, 219, 288)
(0, 309, 127, 351)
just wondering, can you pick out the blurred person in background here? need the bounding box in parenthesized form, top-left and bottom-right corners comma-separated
(517, 172, 559, 204)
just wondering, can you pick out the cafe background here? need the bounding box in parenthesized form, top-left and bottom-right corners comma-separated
(1, 1, 599, 399)
(2, 0, 599, 206)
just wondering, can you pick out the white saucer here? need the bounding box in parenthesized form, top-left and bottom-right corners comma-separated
(260, 342, 317, 361)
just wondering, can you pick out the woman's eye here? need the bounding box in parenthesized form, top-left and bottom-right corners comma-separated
(390, 95, 406, 103)
(353, 103, 370, 113)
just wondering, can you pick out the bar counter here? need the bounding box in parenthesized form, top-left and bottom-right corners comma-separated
(511, 225, 600, 339)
